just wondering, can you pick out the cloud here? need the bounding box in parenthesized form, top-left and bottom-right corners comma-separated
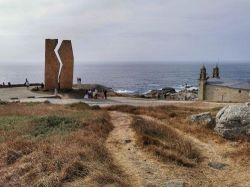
(0, 0, 250, 63)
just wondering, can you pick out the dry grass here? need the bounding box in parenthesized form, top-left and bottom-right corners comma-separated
(0, 102, 129, 187)
(131, 117, 201, 167)
(107, 104, 224, 143)
(107, 104, 209, 120)
(225, 138, 250, 164)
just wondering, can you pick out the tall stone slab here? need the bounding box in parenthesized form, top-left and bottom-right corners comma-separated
(44, 39, 60, 90)
(58, 40, 74, 89)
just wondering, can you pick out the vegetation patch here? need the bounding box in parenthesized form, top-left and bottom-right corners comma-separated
(5, 140, 34, 165)
(131, 117, 201, 167)
(0, 103, 128, 186)
(0, 115, 33, 130)
(61, 161, 89, 182)
(29, 116, 83, 137)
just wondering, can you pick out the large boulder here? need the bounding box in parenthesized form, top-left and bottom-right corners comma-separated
(190, 112, 214, 127)
(215, 105, 250, 139)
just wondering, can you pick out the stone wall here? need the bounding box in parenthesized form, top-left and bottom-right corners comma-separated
(205, 84, 250, 102)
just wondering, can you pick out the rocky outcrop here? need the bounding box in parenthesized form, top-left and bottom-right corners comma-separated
(143, 87, 198, 101)
(215, 105, 250, 139)
(144, 87, 176, 99)
(190, 112, 214, 127)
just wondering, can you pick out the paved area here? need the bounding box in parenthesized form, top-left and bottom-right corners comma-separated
(19, 97, 195, 107)
(0, 87, 51, 101)
(0, 87, 230, 108)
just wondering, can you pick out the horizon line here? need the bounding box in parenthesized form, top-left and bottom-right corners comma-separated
(0, 60, 250, 65)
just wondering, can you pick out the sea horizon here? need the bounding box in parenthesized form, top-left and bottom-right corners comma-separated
(0, 62, 249, 95)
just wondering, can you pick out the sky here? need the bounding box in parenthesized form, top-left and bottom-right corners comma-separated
(0, 0, 250, 64)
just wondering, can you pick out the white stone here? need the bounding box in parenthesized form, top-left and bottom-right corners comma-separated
(190, 112, 214, 127)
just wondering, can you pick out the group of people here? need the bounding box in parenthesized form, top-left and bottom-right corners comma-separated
(0, 78, 42, 89)
(0, 82, 12, 87)
(84, 89, 107, 100)
(0, 78, 30, 88)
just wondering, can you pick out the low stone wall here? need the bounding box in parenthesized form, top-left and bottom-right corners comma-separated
(205, 85, 249, 102)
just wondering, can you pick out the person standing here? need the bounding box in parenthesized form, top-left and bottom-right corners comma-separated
(104, 90, 107, 100)
(24, 78, 29, 88)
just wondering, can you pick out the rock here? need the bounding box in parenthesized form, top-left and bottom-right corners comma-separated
(190, 112, 214, 127)
(163, 179, 188, 187)
(208, 162, 228, 170)
(215, 105, 250, 139)
(124, 139, 132, 143)
(162, 87, 176, 93)
(144, 87, 176, 99)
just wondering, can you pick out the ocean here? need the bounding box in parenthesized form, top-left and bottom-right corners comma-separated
(0, 63, 249, 95)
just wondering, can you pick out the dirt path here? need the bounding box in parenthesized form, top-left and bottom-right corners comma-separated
(106, 111, 250, 187)
(105, 111, 174, 187)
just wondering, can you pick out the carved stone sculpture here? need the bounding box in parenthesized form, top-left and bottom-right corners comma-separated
(58, 40, 74, 89)
(44, 39, 60, 90)
(44, 39, 74, 90)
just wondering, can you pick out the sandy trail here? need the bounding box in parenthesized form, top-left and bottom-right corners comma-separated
(105, 111, 172, 187)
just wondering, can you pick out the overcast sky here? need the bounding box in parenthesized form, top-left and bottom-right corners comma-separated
(0, 0, 250, 64)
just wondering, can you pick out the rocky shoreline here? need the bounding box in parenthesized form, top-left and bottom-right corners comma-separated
(30, 83, 199, 101)
(135, 87, 198, 101)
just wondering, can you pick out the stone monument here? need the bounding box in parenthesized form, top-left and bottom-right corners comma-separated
(58, 40, 74, 89)
(44, 39, 60, 90)
(44, 39, 74, 90)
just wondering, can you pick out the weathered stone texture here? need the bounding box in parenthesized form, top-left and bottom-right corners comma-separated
(58, 40, 74, 89)
(215, 105, 250, 139)
(44, 39, 60, 90)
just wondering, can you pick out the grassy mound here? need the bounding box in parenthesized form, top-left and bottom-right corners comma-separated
(131, 117, 201, 167)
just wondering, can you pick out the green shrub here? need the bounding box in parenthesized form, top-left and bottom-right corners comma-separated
(30, 116, 83, 137)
